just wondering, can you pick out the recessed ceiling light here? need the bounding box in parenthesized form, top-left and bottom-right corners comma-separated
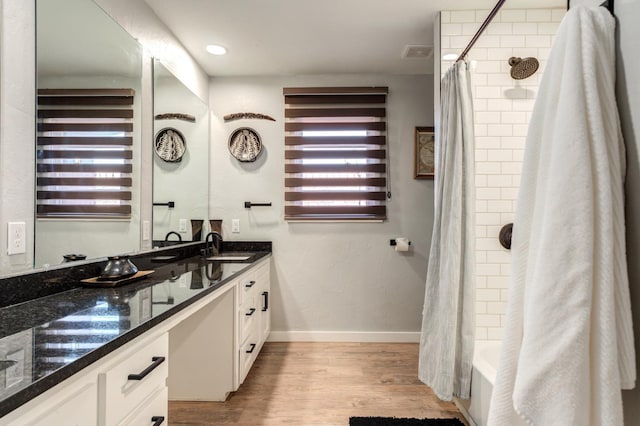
(206, 44, 227, 55)
(442, 53, 459, 61)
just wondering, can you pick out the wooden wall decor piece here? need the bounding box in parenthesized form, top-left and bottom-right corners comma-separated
(154, 113, 196, 122)
(224, 112, 276, 122)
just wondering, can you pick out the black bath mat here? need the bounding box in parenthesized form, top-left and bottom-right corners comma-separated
(349, 417, 465, 426)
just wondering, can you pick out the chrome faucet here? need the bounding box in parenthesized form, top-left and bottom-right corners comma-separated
(205, 231, 223, 256)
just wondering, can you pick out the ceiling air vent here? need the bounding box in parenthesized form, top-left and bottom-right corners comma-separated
(402, 45, 433, 59)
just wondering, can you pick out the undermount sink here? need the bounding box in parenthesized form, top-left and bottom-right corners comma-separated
(207, 252, 256, 262)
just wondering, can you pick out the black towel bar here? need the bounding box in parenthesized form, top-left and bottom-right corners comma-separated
(244, 201, 272, 209)
(153, 201, 175, 208)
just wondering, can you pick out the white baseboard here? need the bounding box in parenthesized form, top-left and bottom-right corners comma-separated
(266, 331, 421, 343)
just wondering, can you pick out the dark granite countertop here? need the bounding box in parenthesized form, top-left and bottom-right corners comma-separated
(0, 246, 271, 418)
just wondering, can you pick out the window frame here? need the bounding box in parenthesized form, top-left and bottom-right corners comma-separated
(283, 86, 389, 222)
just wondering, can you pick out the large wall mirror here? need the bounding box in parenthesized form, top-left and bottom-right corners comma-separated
(35, 0, 143, 267)
(152, 60, 209, 245)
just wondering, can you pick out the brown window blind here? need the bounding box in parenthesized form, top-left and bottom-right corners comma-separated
(36, 89, 135, 219)
(284, 86, 388, 221)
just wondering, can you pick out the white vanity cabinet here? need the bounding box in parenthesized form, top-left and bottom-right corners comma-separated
(168, 285, 236, 401)
(98, 332, 169, 425)
(0, 332, 168, 426)
(118, 387, 167, 426)
(237, 259, 270, 385)
(257, 263, 271, 344)
(168, 256, 271, 398)
(0, 373, 99, 425)
(0, 255, 271, 423)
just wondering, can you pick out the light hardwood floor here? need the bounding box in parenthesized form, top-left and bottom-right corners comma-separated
(169, 342, 468, 425)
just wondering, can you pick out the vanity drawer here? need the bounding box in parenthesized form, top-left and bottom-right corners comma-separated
(239, 328, 260, 385)
(254, 260, 269, 280)
(119, 386, 168, 426)
(239, 294, 258, 343)
(99, 333, 168, 426)
(238, 260, 269, 305)
(238, 271, 257, 306)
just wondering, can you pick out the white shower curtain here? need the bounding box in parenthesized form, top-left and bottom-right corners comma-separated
(419, 60, 475, 401)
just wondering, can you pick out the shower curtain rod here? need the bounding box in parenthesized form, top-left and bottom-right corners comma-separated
(456, 0, 506, 62)
(455, 0, 613, 63)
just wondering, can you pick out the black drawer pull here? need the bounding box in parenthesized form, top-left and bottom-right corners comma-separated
(246, 343, 256, 354)
(151, 416, 165, 426)
(128, 356, 165, 380)
(245, 280, 256, 288)
(246, 308, 256, 316)
(262, 291, 269, 311)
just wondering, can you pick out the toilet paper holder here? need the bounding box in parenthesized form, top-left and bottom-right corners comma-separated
(389, 239, 411, 247)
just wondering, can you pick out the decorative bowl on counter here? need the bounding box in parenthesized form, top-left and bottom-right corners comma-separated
(63, 253, 87, 263)
(98, 256, 139, 281)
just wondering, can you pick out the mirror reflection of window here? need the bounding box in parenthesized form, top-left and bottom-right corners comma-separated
(0, 329, 34, 399)
(36, 88, 135, 219)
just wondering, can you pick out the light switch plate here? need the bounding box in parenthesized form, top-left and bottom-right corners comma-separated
(179, 219, 187, 233)
(7, 222, 26, 255)
(142, 221, 151, 241)
(232, 219, 240, 233)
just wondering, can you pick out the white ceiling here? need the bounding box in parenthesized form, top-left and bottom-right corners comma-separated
(145, 0, 565, 77)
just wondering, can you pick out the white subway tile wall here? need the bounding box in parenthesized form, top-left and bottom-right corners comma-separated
(440, 8, 565, 340)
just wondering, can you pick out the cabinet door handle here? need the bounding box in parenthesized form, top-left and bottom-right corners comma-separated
(127, 356, 165, 380)
(262, 291, 269, 312)
(245, 280, 256, 288)
(246, 343, 257, 354)
(245, 308, 256, 316)
(151, 416, 165, 425)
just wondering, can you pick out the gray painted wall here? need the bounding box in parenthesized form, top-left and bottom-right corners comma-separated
(617, 1, 640, 422)
(209, 75, 434, 337)
(0, 0, 35, 275)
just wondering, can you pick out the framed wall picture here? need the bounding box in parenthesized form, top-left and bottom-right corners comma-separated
(414, 126, 435, 179)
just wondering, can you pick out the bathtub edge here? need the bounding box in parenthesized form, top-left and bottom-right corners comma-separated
(454, 397, 478, 426)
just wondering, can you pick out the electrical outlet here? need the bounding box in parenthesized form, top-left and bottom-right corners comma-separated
(179, 219, 187, 233)
(232, 219, 240, 233)
(7, 222, 26, 255)
(142, 221, 151, 241)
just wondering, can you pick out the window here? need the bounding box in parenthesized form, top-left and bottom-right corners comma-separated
(36, 89, 134, 219)
(284, 86, 388, 221)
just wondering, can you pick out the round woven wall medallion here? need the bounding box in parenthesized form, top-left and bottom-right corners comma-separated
(228, 127, 262, 162)
(155, 127, 186, 162)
